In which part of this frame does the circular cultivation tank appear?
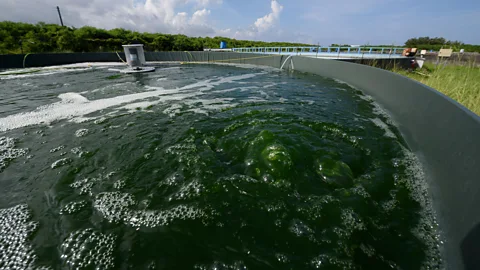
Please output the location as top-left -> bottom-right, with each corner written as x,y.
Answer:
0,53 -> 478,270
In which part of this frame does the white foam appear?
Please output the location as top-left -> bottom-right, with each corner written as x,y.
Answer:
333,78 -> 358,90
163,104 -> 183,117
371,118 -> 397,139
0,73 -> 261,132
75,129 -> 89,137
89,82 -> 136,94
263,83 -> 277,88
0,67 -> 93,80
51,158 -> 72,169
120,101 -> 158,112
49,145 -> 65,153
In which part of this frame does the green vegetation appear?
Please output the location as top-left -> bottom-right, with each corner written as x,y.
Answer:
394,62 -> 480,115
0,21 -> 313,54
405,37 -> 480,53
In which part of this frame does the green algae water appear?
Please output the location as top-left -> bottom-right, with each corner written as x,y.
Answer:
0,63 -> 442,269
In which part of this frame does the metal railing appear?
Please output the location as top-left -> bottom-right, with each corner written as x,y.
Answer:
232,46 -> 406,57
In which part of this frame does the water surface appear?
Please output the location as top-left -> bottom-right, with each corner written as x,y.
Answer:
0,63 -> 441,269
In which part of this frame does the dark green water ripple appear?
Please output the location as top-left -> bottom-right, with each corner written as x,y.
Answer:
0,64 -> 441,269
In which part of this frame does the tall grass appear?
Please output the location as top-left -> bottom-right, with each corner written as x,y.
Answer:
394,62 -> 480,116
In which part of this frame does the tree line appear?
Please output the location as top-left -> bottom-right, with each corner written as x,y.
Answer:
405,36 -> 480,53
0,21 -> 314,54
1,22 -> 479,54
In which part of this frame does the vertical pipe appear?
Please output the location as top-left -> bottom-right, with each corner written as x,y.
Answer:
56,6 -> 64,27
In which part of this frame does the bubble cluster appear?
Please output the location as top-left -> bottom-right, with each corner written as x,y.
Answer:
70,178 -> 95,195
93,118 -> 107,125
74,129 -> 89,137
169,179 -> 204,201
51,158 -> 72,169
310,254 -> 354,269
194,261 -> 247,270
0,204 -> 40,269
165,141 -> 202,169
92,191 -> 205,228
0,137 -> 27,172
70,172 -> 116,195
60,200 -> 88,215
94,192 -> 136,223
113,179 -> 126,190
340,208 -> 365,233
275,253 -> 290,263
127,205 -> 206,229
49,145 -> 65,153
70,147 -> 82,156
289,219 -> 314,238
60,228 -> 116,269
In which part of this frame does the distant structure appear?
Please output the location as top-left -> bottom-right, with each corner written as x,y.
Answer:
56,6 -> 64,27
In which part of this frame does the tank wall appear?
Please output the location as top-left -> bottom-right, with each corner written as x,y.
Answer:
1,51 -> 479,269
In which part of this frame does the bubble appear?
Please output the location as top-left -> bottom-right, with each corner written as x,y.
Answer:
310,254 -> 354,269
194,261 -> 247,270
70,147 -> 82,156
275,253 -> 289,263
94,192 -> 136,223
261,143 -> 292,170
126,205 -> 206,229
75,129 -> 89,137
0,137 -> 28,172
70,178 -> 95,195
60,200 -> 88,215
70,172 -> 115,195
314,158 -> 353,188
159,172 -> 185,188
0,204 -> 40,269
340,208 -> 365,232
289,219 -> 314,238
169,179 -> 204,201
60,228 -> 116,269
51,158 -> 72,169
113,179 -> 126,190
49,145 -> 65,153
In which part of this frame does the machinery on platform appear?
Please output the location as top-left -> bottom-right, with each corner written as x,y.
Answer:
120,44 -> 155,73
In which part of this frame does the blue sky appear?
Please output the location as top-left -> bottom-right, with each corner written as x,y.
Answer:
1,0 -> 479,45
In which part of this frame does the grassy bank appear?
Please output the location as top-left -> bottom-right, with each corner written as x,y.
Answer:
394,63 -> 480,115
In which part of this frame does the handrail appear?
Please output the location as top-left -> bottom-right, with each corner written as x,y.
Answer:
280,55 -> 293,70
232,46 -> 406,55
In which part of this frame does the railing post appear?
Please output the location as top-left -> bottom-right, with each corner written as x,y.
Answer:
381,48 -> 384,54
393,48 -> 397,54
369,48 -> 373,54
348,47 -> 351,53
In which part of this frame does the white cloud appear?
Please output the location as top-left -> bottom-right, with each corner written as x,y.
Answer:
0,0 -> 290,41
234,0 -> 284,40
0,0 -> 217,36
193,0 -> 223,7
190,9 -> 211,25
254,0 -> 283,33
